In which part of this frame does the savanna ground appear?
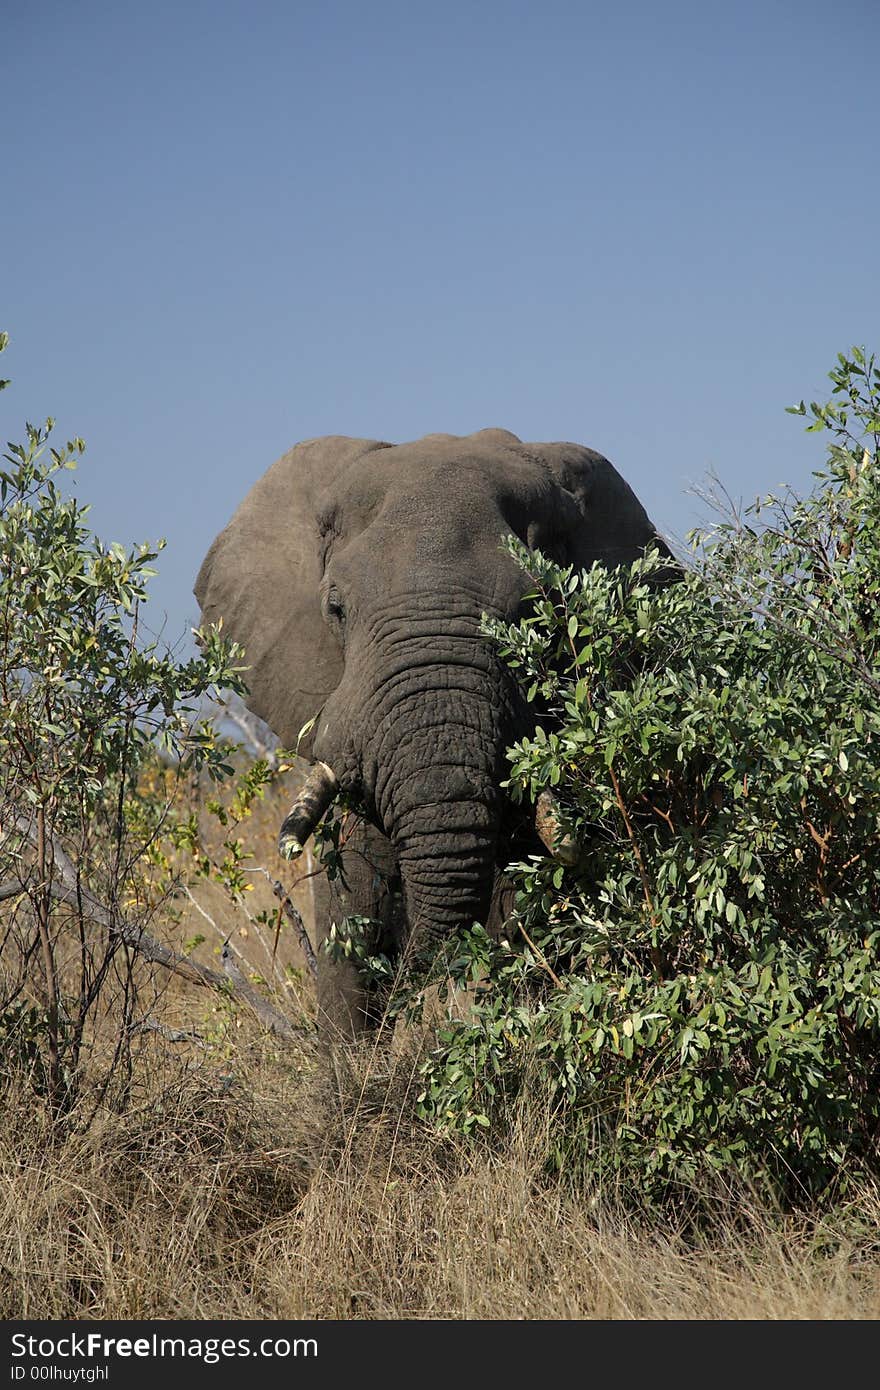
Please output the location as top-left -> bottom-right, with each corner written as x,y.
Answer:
4,769 -> 880,1322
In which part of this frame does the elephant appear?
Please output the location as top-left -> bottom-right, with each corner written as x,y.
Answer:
195,428 -> 670,1039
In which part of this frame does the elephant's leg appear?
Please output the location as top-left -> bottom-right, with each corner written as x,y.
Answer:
308,868 -> 363,1042
314,814 -> 403,1042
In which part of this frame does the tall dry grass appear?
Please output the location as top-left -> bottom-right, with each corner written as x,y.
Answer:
3,1021 -> 880,1320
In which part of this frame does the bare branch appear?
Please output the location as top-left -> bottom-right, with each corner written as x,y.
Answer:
270,874 -> 319,979
129,1019 -> 205,1045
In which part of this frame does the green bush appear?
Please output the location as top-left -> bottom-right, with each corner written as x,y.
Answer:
417,348 -> 880,1207
0,332 -> 246,1116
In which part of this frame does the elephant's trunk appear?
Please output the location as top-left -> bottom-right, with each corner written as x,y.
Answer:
374,717 -> 504,946
396,825 -> 500,950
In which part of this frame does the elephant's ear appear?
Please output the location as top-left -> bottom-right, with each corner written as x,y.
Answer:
195,436 -> 390,754
536,442 -> 673,569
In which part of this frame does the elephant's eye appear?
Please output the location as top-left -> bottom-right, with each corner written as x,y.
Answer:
323,586 -> 346,633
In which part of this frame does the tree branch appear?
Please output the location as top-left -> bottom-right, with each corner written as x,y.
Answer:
269,874 -> 319,979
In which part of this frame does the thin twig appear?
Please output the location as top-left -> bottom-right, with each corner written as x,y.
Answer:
180,883 -> 252,973
517,921 -> 563,989
251,866 -> 318,979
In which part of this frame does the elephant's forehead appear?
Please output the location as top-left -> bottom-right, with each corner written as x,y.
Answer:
333,437 -> 548,513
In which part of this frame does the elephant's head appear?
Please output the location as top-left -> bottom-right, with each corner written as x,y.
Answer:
195,429 -> 667,945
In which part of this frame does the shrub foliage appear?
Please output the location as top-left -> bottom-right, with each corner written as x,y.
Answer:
417,348 -> 880,1205
0,333 -> 245,1115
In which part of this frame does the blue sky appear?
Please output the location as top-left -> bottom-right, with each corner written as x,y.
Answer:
4,0 -> 878,648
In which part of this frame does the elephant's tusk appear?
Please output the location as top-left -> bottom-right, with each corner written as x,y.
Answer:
535,790 -> 580,866
278,761 -> 339,860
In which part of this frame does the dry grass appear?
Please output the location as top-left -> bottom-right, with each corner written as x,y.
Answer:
3,1021 -> 880,1321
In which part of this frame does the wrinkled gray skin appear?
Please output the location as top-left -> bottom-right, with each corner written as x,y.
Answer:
195,429 -> 669,1039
